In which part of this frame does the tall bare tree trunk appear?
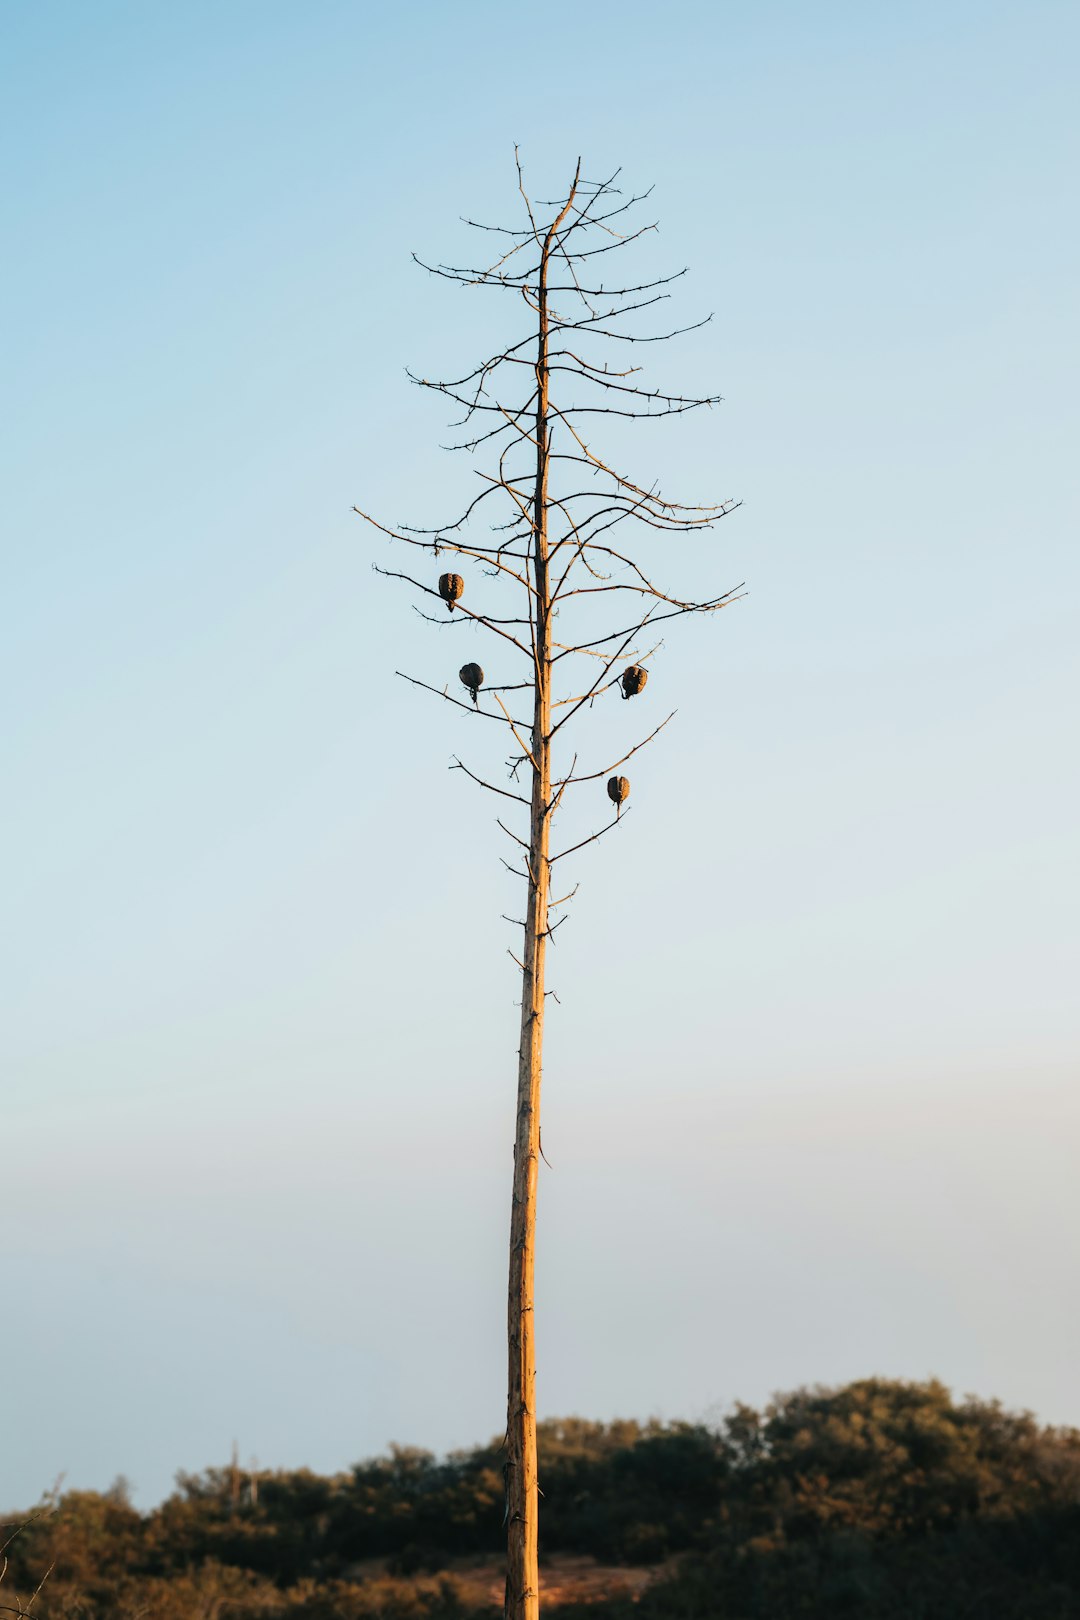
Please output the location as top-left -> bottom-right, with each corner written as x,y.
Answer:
505,200 -> 564,1620
360,153 -> 739,1620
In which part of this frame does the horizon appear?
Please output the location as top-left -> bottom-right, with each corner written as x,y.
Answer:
10,1369 -> 1070,1514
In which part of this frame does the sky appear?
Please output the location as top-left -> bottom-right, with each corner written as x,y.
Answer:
3,0 -> 1078,1508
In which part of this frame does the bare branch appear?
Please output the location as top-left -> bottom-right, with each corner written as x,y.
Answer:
496,818 -> 529,852
549,622 -> 648,735
552,586 -> 746,662
395,671 -> 530,729
552,712 -> 677,791
514,144 -> 542,246
550,809 -> 631,865
450,757 -> 529,805
492,689 -> 540,775
372,565 -> 534,657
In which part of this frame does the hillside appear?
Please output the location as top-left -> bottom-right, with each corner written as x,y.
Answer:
5,1379 -> 1080,1617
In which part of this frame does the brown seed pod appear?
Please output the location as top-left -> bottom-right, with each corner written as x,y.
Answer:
607,775 -> 630,815
438,572 -> 464,612
620,664 -> 648,700
459,662 -> 484,706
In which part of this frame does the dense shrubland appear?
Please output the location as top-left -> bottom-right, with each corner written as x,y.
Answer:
5,1379 -> 1079,1617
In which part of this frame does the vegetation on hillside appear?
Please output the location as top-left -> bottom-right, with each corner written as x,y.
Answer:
5,1379 -> 1079,1617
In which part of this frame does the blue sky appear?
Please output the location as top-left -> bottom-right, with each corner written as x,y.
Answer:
4,0 -> 1078,1506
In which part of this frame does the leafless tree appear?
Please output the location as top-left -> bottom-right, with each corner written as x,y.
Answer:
356,154 -> 741,1620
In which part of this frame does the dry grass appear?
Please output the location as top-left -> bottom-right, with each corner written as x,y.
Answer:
350,1553 -> 672,1609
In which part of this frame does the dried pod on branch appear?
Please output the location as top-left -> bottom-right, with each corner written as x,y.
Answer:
607,775 -> 630,815
620,665 -> 649,700
438,572 -> 464,612
459,662 -> 484,706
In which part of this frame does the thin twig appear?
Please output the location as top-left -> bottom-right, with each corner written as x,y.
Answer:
550,810 -> 631,865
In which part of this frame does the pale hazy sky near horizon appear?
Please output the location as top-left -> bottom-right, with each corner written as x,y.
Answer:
4,1 -> 1078,1508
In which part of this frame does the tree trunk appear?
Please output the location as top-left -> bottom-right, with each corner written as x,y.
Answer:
505,217 -> 559,1620
504,648 -> 549,1620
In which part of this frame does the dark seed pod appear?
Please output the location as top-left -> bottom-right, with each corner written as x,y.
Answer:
607,775 -> 630,815
438,572 -> 464,612
459,662 -> 484,706
620,664 -> 648,700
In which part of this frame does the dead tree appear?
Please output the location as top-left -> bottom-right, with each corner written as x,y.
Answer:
356,155 -> 741,1620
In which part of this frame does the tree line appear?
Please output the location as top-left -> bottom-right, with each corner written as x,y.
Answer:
5,1378 -> 1080,1617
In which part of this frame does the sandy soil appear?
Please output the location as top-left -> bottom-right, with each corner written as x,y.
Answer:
349,1552 -> 672,1607
433,1553 -> 669,1607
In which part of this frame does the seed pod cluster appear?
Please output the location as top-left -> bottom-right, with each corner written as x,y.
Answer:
607,775 -> 630,815
438,572 -> 464,612
459,662 -> 484,706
